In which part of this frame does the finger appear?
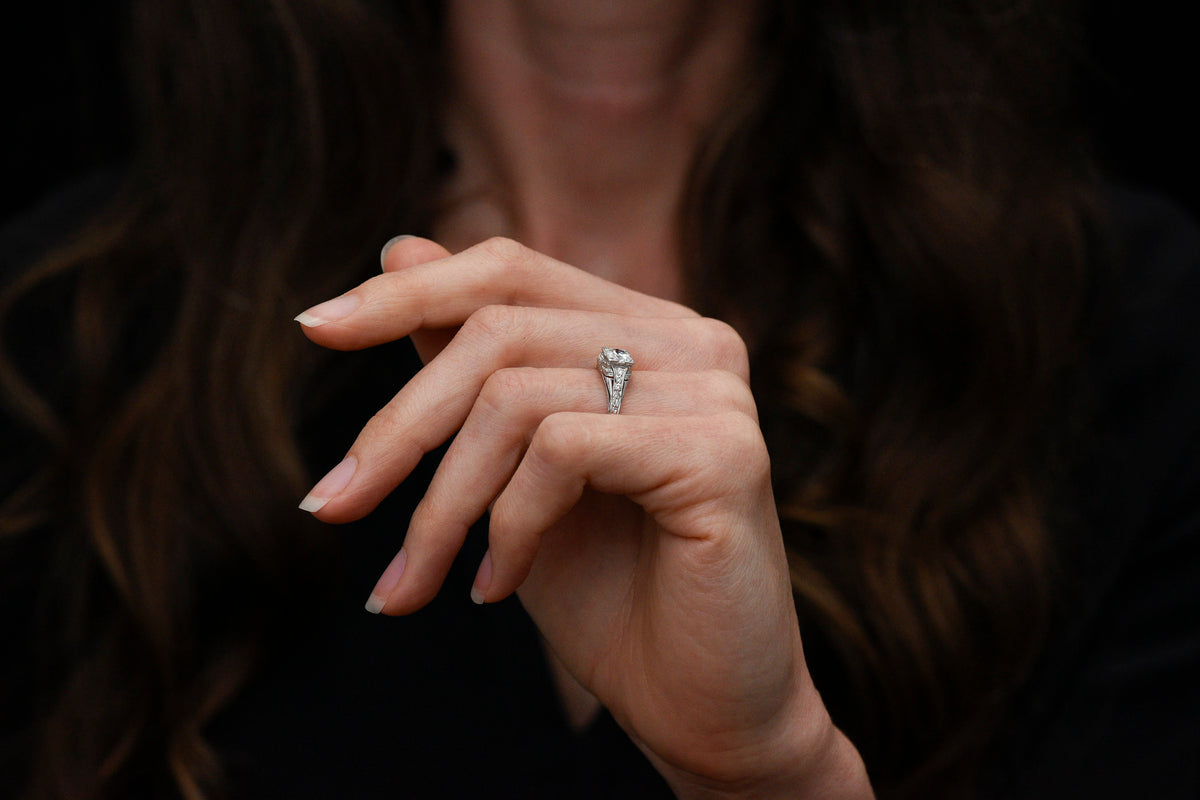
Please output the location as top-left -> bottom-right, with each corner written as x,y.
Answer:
379,236 -> 457,362
301,307 -> 750,524
380,235 -> 452,272
295,236 -> 698,351
478,410 -> 771,603
376,368 -> 757,614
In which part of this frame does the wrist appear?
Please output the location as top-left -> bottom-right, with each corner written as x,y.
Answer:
655,679 -> 874,800
665,726 -> 873,800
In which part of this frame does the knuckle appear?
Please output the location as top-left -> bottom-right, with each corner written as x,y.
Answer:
410,491 -> 469,538
356,271 -> 389,300
462,303 -> 518,341
476,237 -> 543,299
485,496 -> 520,540
356,273 -> 408,318
530,412 -> 586,465
478,367 -> 537,410
407,496 -> 438,531
362,403 -> 405,441
355,405 -> 426,467
477,236 -> 532,267
704,369 -> 759,419
695,317 -> 750,377
716,411 -> 770,476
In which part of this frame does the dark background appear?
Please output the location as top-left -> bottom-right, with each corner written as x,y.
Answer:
4,1 -> 1197,225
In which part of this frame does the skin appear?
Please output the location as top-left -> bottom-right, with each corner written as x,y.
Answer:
296,2 -> 875,797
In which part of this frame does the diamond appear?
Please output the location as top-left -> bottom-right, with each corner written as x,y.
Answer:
598,347 -> 634,376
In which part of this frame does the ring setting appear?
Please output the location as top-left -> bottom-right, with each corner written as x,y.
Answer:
597,347 -> 634,414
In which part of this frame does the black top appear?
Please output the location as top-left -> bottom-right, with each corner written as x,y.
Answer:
1,174 -> 1198,798
980,189 -> 1200,797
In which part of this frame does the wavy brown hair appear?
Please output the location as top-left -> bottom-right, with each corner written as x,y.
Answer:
1,1 -> 1097,798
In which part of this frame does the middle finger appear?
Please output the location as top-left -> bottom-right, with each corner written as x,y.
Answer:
302,305 -> 748,524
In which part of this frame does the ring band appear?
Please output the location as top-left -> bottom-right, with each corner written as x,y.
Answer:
597,347 -> 634,414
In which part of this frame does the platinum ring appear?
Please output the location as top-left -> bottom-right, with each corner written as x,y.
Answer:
597,347 -> 634,414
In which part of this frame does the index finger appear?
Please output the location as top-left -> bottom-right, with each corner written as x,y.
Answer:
379,236 -> 456,361
296,236 -> 699,351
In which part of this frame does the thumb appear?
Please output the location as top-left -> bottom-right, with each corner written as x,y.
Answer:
379,234 -> 453,272
379,235 -> 456,363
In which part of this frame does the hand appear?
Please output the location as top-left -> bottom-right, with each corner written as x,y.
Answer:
296,236 -> 871,798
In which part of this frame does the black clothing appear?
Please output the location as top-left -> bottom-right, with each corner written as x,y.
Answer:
1,174 -> 1198,798
979,189 -> 1200,797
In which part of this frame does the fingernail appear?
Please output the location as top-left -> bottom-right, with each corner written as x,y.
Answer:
365,547 -> 407,614
299,456 -> 357,513
295,294 -> 360,327
470,550 -> 492,605
380,234 -> 415,269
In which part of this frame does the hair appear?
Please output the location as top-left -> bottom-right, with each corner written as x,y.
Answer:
0,1 -> 1097,798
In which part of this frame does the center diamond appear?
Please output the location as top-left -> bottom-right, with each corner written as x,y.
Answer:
598,347 -> 634,376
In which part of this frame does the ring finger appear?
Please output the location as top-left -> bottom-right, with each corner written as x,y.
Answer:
302,305 -> 749,524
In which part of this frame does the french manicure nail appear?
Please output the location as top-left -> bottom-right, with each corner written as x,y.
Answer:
470,550 -> 492,605
380,234 -> 415,269
294,293 -> 360,327
299,455 -> 357,513
365,548 -> 407,614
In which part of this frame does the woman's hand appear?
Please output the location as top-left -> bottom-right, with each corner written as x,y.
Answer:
296,236 -> 871,798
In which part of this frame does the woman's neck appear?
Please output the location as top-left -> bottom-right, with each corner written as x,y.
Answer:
438,0 -> 760,297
